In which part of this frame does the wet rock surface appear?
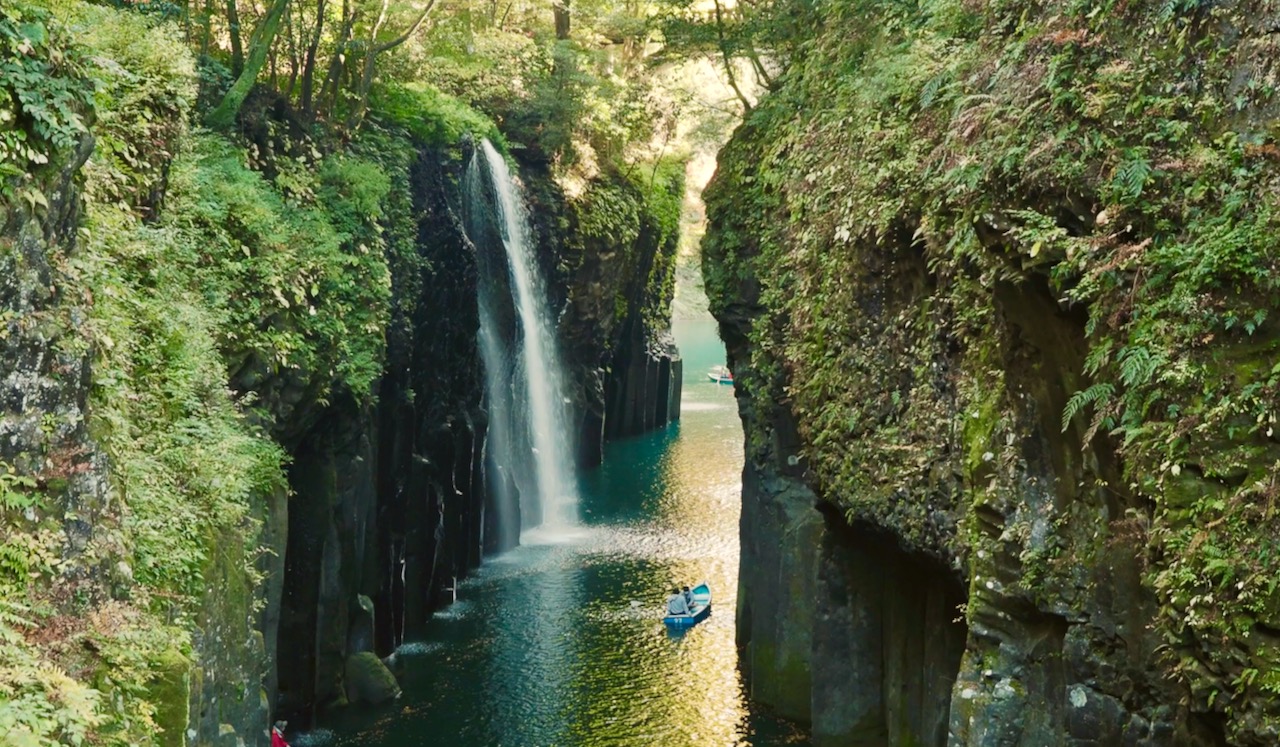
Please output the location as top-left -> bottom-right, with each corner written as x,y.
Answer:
273,142 -> 684,726
701,101 -> 1258,744
344,652 -> 401,706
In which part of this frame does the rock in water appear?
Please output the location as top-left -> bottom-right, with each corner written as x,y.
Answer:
344,652 -> 401,705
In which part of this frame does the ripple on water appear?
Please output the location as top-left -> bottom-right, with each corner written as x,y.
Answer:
288,728 -> 335,747
679,400 -> 730,412
392,641 -> 443,657
520,524 -> 597,546
317,319 -> 809,747
427,598 -> 472,621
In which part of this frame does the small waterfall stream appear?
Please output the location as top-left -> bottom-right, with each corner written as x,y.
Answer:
467,139 -> 580,540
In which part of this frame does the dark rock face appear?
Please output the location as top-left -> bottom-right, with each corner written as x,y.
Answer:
273,145 -> 683,725
526,165 -> 684,467
601,321 -> 682,445
702,114 -> 1240,745
275,146 -> 487,722
813,513 -> 966,747
714,243 -> 967,744
0,136 -> 104,521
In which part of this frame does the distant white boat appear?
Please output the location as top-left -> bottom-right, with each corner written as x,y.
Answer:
707,365 -> 733,384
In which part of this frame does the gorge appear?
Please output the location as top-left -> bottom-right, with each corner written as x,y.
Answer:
4,0 -> 1280,745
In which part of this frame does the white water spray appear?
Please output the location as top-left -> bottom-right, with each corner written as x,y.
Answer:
470,139 -> 579,534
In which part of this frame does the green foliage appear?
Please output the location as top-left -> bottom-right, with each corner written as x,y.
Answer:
371,82 -> 503,149
163,134 -> 391,399
402,26 -> 669,171
4,0 -> 686,743
0,462 -> 39,513
81,200 -> 289,601
703,0 -> 1280,735
1061,383 -> 1114,432
0,597 -> 189,747
0,607 -> 106,747
51,0 -> 195,209
0,2 -> 93,199
318,156 -> 392,234
400,29 -> 544,120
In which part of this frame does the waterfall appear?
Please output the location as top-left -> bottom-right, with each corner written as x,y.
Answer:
466,139 -> 580,540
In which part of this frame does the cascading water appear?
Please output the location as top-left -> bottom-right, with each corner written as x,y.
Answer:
466,139 -> 580,540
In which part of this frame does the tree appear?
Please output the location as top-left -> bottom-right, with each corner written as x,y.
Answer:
345,0 -> 438,128
206,0 -> 291,128
553,0 -> 570,39
298,0 -> 328,116
226,0 -> 246,74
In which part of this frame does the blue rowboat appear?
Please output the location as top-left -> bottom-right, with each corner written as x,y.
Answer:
663,583 -> 712,627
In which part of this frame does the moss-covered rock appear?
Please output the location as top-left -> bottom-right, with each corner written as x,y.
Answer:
703,0 -> 1280,742
343,652 -> 401,706
150,646 -> 193,747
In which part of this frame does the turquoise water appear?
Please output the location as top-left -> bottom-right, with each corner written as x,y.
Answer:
312,318 -> 809,747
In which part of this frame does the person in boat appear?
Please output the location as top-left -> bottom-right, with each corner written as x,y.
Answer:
682,585 -> 694,609
667,587 -> 691,616
271,720 -> 290,747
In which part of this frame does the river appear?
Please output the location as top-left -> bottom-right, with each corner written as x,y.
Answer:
308,317 -> 809,747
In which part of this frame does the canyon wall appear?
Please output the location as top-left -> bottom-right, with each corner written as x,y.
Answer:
0,5 -> 683,743
704,0 -> 1280,744
274,137 -> 685,723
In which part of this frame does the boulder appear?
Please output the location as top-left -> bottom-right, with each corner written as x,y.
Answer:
343,652 -> 401,705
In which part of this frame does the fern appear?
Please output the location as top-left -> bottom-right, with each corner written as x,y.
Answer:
1244,308 -> 1267,335
1158,0 -> 1202,22
1062,383 -> 1115,432
920,73 -> 948,110
0,599 -> 35,644
1083,341 -> 1112,377
1114,151 -> 1153,201
1118,346 -> 1161,388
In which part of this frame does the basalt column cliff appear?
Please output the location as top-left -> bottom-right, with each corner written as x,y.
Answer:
0,4 -> 684,741
273,135 -> 686,721
704,0 -> 1280,744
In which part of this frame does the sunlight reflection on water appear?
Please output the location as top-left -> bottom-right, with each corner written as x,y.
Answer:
312,318 -> 809,747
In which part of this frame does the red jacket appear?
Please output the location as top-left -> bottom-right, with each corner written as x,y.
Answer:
271,728 -> 290,747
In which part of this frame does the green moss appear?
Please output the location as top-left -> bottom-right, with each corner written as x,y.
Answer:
565,156 -> 686,342
961,382 -> 1004,481
148,647 -> 192,747
704,0 -> 1280,735
748,641 -> 812,721
344,652 -> 401,705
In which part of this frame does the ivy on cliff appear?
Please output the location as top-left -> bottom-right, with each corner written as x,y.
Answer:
0,3 -> 92,202
3,0 -> 697,739
703,0 -> 1280,737
1,6 -> 202,745
1,2 -> 405,743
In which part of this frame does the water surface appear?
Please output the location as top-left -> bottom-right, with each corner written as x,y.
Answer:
315,318 -> 809,747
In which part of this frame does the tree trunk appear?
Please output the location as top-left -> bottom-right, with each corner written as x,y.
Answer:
346,0 -> 437,129
206,0 -> 291,129
318,0 -> 355,118
299,0 -> 328,116
712,0 -> 752,113
226,0 -> 245,75
553,0 -> 570,39
200,0 -> 214,55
